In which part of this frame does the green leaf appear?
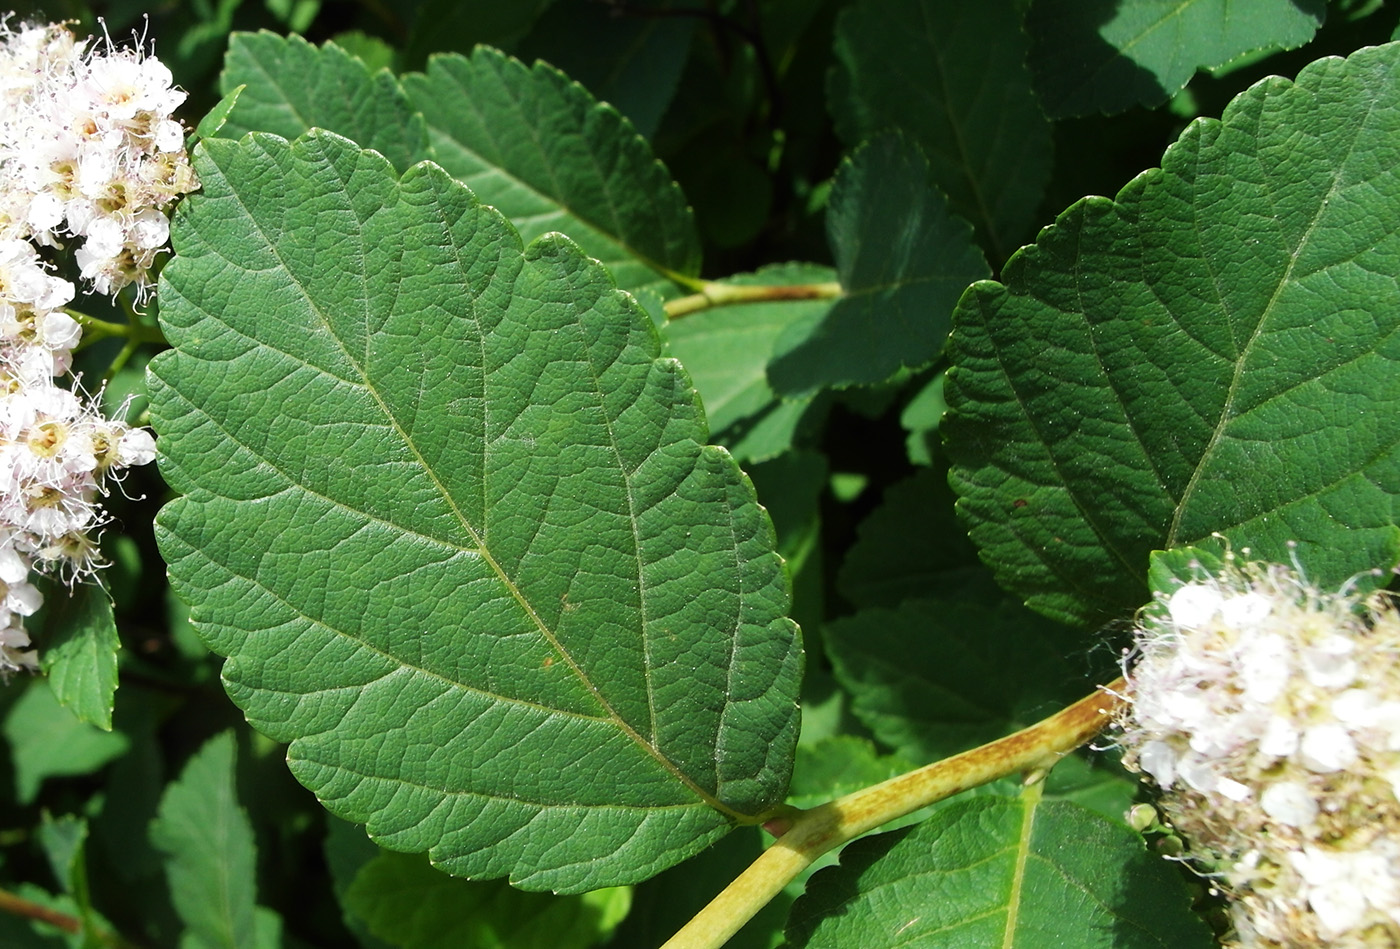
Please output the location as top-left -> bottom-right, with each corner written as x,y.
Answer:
824,597 -> 1090,763
786,794 -> 1214,948
195,85 -> 243,142
217,32 -> 429,173
661,263 -> 834,435
3,679 -> 128,805
901,372 -> 947,466
747,450 -> 828,634
38,813 -> 87,895
1042,753 -> 1140,826
718,396 -> 827,466
37,582 -> 119,731
405,0 -> 555,65
325,818 -> 397,949
90,691 -> 170,885
344,850 -> 630,949
768,135 -> 989,396
837,467 -> 996,611
829,0 -> 1052,260
148,131 -> 801,893
401,47 -> 701,295
1027,0 -> 1326,118
517,0 -> 695,139
945,42 -> 1400,628
149,732 -> 273,949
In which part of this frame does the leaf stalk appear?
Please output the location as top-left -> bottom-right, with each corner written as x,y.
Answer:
663,281 -> 843,320
660,678 -> 1127,949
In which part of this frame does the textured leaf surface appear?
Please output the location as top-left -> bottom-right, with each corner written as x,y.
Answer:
1028,0 -> 1326,118
661,264 -> 833,435
345,850 -> 629,949
218,32 -> 428,173
768,136 -> 988,396
787,795 -> 1213,949
38,582 -> 118,730
4,679 -> 128,804
402,47 -> 701,295
148,131 -> 801,892
825,597 -> 1089,763
149,732 -> 273,949
946,43 -> 1400,628
829,0 -> 1051,260
837,468 -> 993,611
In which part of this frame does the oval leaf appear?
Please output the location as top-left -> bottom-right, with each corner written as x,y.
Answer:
946,42 -> 1400,628
147,131 -> 801,892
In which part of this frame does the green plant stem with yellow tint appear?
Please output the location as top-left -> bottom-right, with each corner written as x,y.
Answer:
661,679 -> 1128,949
663,281 -> 843,320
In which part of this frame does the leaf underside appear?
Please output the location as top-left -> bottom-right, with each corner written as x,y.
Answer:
148,130 -> 800,893
945,42 -> 1400,628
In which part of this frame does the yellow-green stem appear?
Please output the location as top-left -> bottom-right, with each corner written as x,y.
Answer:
664,281 -> 843,320
661,678 -> 1127,949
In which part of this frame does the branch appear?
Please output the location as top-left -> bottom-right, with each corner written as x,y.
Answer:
0,886 -> 144,949
662,678 -> 1128,949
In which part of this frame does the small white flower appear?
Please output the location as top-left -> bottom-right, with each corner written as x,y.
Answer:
1299,722 -> 1357,773
1167,582 -> 1225,627
1260,781 -> 1317,827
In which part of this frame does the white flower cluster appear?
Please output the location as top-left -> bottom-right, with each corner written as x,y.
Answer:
1120,557 -> 1400,947
0,19 -> 196,301
0,20 -> 187,674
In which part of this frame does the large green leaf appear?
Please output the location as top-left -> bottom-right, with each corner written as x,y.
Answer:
148,732 -> 279,949
767,135 -> 989,396
945,42 -> 1400,628
344,850 -> 630,949
786,794 -> 1214,948
829,0 -> 1051,261
402,47 -> 701,296
148,131 -> 801,893
1027,0 -> 1326,118
218,32 -> 429,173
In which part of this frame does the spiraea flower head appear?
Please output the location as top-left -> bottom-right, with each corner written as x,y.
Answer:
0,16 -> 197,298
1120,555 -> 1400,947
0,18 -> 187,674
